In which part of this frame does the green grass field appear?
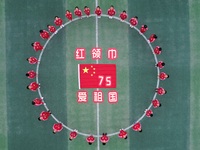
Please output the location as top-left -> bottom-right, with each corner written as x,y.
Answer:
1,0 -> 200,150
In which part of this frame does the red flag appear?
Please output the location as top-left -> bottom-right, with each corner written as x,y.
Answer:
78,64 -> 116,88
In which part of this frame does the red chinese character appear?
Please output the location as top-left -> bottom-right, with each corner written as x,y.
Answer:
93,90 -> 104,103
108,91 -> 118,103
75,48 -> 86,60
77,90 -> 88,103
107,48 -> 118,60
91,48 -> 102,60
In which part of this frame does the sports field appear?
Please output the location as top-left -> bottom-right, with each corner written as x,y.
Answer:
1,0 -> 200,150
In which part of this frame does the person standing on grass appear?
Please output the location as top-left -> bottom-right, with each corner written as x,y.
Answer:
119,10 -> 127,21
154,46 -> 162,55
74,6 -> 82,18
54,16 -> 64,27
31,42 -> 43,52
95,6 -> 102,17
84,6 -> 90,16
156,61 -> 165,69
132,122 -> 142,132
130,16 -> 138,28
47,25 -> 56,33
118,129 -> 128,139
65,10 -> 73,21
156,87 -> 167,95
152,99 -> 161,108
100,133 -> 109,145
69,130 -> 78,141
148,34 -> 157,43
38,110 -> 51,121
140,25 -> 148,33
86,135 -> 95,145
107,5 -> 116,19
39,29 -> 50,39
145,109 -> 153,117
27,82 -> 39,91
26,70 -> 36,79
32,97 -> 44,106
53,123 -> 63,134
159,72 -> 169,80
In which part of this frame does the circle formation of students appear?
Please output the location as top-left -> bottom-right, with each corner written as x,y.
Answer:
26,5 -> 169,145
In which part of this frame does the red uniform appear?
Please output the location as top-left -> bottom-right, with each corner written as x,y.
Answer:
26,70 -> 36,79
154,46 -> 162,55
120,12 -> 127,20
65,11 -> 73,20
47,25 -> 56,33
40,30 -> 50,39
156,61 -> 165,69
69,130 -> 78,140
149,34 -> 157,43
107,8 -> 116,16
100,133 -> 109,145
84,7 -> 90,16
53,123 -> 63,133
86,135 -> 95,145
28,82 -> 39,91
159,72 -> 169,80
32,42 -> 43,52
132,122 -> 142,132
95,7 -> 102,16
39,111 -> 51,121
118,129 -> 128,139
152,99 -> 161,108
156,87 -> 166,95
140,25 -> 148,33
32,98 -> 44,106
27,57 -> 38,64
145,109 -> 153,117
130,17 -> 138,27
74,9 -> 82,17
54,17 -> 63,26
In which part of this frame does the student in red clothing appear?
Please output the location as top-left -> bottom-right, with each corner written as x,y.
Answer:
69,130 -> 78,141
132,122 -> 142,132
27,57 -> 38,64
38,110 -> 51,121
32,97 -> 44,106
119,10 -> 127,21
152,99 -> 161,108
95,6 -> 102,17
148,34 -> 157,43
39,30 -> 50,39
27,82 -> 39,91
47,25 -> 56,33
159,72 -> 169,80
100,133 -> 109,145
118,129 -> 128,139
145,109 -> 153,117
154,46 -> 162,55
156,87 -> 167,95
26,70 -> 36,79
84,6 -> 90,16
31,42 -> 43,52
107,5 -> 116,18
140,25 -> 148,33
156,61 -> 165,69
53,123 -> 63,134
54,16 -> 64,27
65,10 -> 73,21
130,16 -> 138,28
86,135 -> 95,145
74,6 -> 82,18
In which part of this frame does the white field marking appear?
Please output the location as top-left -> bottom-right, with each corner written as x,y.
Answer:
35,13 -> 160,138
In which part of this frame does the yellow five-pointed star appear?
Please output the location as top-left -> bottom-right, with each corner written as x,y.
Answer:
83,67 -> 89,73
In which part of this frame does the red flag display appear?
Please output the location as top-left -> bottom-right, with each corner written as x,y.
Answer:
78,64 -> 116,88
